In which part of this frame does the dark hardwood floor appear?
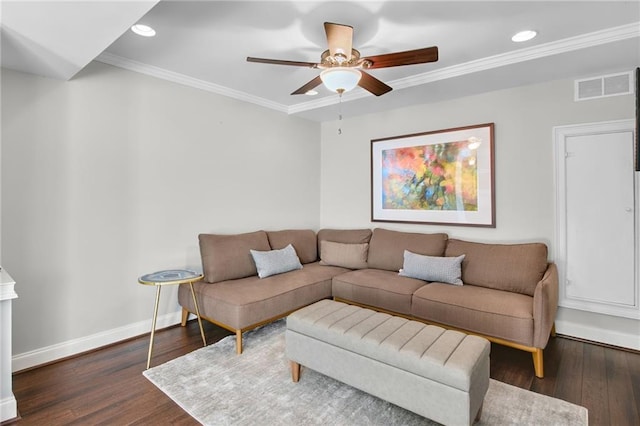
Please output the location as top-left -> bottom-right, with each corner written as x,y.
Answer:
9,320 -> 640,425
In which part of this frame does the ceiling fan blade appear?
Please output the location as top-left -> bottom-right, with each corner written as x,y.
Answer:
291,76 -> 323,95
358,71 -> 392,96
247,57 -> 318,68
363,46 -> 438,69
324,22 -> 353,61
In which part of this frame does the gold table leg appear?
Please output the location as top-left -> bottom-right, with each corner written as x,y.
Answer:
190,281 -> 207,346
146,285 -> 162,370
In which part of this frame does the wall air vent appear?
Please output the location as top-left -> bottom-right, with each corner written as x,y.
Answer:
575,71 -> 633,101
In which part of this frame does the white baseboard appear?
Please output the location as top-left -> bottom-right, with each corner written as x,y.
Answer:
555,307 -> 640,351
12,310 -> 183,372
12,307 -> 637,373
556,320 -> 640,350
0,395 -> 18,422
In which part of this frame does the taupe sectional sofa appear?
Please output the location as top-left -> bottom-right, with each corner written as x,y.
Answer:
178,227 -> 558,378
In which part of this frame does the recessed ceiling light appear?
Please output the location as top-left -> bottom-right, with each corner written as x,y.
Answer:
305,90 -> 318,96
511,30 -> 537,43
131,24 -> 156,37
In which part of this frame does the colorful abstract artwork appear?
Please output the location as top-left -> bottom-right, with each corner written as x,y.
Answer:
371,123 -> 495,227
381,140 -> 478,211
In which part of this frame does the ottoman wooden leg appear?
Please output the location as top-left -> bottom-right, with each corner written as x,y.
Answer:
291,361 -> 301,382
475,403 -> 483,423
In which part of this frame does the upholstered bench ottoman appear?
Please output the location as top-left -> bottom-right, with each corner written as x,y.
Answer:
286,299 -> 490,426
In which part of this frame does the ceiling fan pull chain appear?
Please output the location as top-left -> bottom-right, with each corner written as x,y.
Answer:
338,92 -> 343,135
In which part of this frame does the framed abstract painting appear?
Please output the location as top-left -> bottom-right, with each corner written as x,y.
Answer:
371,123 -> 495,227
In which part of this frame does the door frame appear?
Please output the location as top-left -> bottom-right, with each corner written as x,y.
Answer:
554,119 -> 639,319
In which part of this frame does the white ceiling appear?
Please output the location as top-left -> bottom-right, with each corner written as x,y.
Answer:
2,1 -> 639,121
0,1 -> 158,80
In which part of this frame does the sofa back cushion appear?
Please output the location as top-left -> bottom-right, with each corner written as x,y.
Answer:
199,231 -> 271,283
317,228 -> 372,245
266,229 -> 317,264
367,228 -> 448,272
445,239 -> 548,296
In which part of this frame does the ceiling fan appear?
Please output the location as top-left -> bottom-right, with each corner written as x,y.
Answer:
247,22 -> 438,97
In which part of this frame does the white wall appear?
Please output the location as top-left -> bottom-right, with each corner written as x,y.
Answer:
2,63 -> 638,367
320,78 -> 633,249
320,77 -> 638,348
1,62 -> 320,365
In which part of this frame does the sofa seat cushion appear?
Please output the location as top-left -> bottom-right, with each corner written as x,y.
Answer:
179,262 -> 349,330
332,269 -> 429,315
411,283 -> 534,347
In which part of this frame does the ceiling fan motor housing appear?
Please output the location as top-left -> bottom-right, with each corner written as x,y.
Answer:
320,49 -> 370,69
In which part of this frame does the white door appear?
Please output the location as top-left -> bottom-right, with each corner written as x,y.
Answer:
556,120 -> 638,318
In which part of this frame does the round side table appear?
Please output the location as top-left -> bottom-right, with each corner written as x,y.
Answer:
138,269 -> 207,369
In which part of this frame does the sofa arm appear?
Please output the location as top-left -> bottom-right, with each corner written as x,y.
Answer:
532,263 -> 559,348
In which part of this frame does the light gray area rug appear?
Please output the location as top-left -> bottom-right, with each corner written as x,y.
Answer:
144,320 -> 588,426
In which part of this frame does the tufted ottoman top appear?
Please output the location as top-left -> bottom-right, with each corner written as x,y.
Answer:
287,299 -> 490,392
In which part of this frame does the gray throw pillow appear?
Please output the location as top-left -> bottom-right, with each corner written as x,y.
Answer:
250,244 -> 303,278
399,250 -> 465,285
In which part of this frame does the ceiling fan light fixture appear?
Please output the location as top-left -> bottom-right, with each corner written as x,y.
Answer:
131,24 -> 156,37
320,68 -> 361,93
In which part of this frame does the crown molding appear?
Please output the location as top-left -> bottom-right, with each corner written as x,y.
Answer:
391,21 -> 640,91
96,22 -> 639,117
95,52 -> 289,113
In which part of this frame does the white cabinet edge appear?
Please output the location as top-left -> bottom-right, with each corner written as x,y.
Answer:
0,270 -> 17,301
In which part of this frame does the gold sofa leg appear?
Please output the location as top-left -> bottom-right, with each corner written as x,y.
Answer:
532,348 -> 544,378
236,330 -> 243,354
551,323 -> 557,337
181,308 -> 189,326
